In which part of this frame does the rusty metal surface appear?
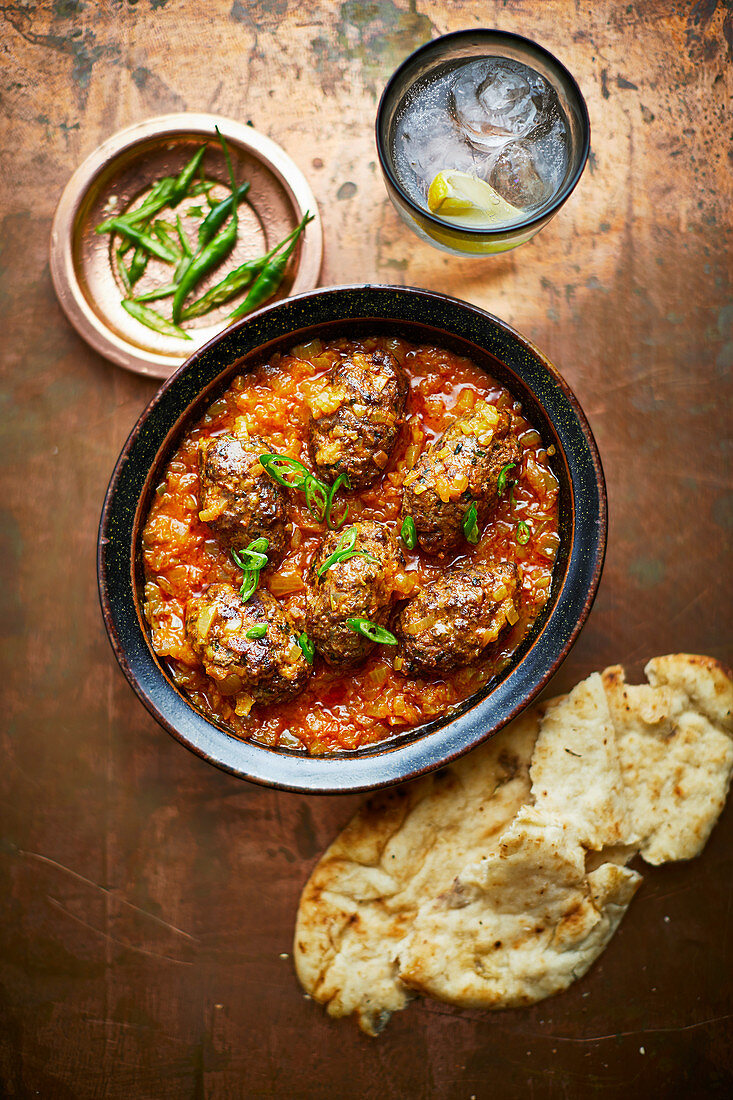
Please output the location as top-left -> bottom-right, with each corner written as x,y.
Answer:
0,1 -> 731,1097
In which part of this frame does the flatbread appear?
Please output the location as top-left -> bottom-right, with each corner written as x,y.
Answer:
530,673 -> 636,850
396,806 -> 641,1008
293,710 -> 539,1035
602,656 -> 733,865
295,654 -> 733,1033
645,654 -> 733,732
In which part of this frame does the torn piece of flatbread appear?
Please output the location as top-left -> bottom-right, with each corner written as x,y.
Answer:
295,654 -> 732,1035
602,655 -> 733,865
645,654 -> 733,733
396,806 -> 641,1008
530,673 -> 637,850
293,710 -> 539,1035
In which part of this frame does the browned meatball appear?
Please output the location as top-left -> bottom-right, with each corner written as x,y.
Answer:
393,562 -> 519,676
186,582 -> 310,706
308,348 -> 409,489
402,401 -> 521,557
305,521 -> 404,668
198,433 -> 287,564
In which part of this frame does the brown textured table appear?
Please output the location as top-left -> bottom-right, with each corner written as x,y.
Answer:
1,2 -> 731,1097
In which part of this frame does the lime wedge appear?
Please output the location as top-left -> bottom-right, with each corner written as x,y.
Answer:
426,169 -> 523,229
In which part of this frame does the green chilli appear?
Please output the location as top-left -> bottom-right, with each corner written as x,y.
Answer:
346,618 -> 397,645
232,536 -> 269,602
176,215 -> 193,259
171,128 -> 240,324
115,248 -> 132,293
259,454 -> 332,524
245,624 -> 267,639
128,246 -> 149,285
496,462 -> 517,498
197,182 -> 251,248
109,220 -> 178,263
182,222 -> 308,321
516,520 -> 531,544
133,282 -> 180,303
463,501 -> 479,544
317,528 -> 379,577
229,212 -> 314,321
95,175 -> 176,234
170,145 -> 207,205
121,299 -> 191,339
324,473 -> 350,531
400,515 -> 417,549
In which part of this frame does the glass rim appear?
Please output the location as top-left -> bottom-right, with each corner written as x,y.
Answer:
375,28 -> 592,238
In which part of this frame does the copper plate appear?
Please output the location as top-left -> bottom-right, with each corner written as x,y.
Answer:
49,114 -> 323,379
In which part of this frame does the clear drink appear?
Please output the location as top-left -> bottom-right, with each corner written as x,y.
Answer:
376,32 -> 590,256
393,57 -> 570,230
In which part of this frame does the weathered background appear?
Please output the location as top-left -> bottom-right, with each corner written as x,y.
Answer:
1,1 -> 731,1096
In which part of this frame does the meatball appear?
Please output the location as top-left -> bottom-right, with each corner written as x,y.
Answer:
393,562 -> 519,676
186,582 -> 310,706
308,348 -> 409,489
306,520 -> 404,668
402,401 -> 521,557
197,433 -> 288,564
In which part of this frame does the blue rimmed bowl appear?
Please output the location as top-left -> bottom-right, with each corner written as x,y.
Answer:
98,285 -> 606,793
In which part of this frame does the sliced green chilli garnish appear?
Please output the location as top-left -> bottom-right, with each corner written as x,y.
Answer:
400,515 -> 417,549
346,618 -> 397,645
231,537 -> 269,602
317,527 -> 379,577
259,454 -> 349,528
259,453 -> 310,489
305,475 -> 328,522
238,570 -> 258,603
516,520 -> 531,544
298,632 -> 315,664
324,473 -> 350,530
231,537 -> 269,571
496,462 -> 517,498
245,624 -> 267,639
463,501 -> 479,545
260,454 -> 326,522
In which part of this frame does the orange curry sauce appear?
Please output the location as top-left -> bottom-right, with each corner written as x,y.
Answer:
142,336 -> 560,754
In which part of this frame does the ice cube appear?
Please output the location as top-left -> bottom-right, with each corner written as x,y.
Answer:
489,139 -> 553,210
448,60 -> 539,149
396,103 -> 487,195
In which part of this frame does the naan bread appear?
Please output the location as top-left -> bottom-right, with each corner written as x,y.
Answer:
645,654 -> 733,733
295,654 -> 732,1034
396,806 -> 641,1008
602,655 -> 733,864
530,673 -> 637,850
293,710 -> 538,1035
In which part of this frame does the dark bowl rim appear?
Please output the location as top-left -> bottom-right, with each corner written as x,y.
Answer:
375,28 -> 592,238
98,283 -> 607,794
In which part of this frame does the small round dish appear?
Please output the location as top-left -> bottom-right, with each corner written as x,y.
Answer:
50,113 -> 322,379
98,285 -> 606,793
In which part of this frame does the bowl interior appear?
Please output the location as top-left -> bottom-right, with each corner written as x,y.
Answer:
99,286 -> 605,792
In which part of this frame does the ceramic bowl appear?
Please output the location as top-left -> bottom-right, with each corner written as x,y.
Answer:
98,285 -> 606,792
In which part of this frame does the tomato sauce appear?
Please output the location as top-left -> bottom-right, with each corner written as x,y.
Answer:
142,336 -> 560,754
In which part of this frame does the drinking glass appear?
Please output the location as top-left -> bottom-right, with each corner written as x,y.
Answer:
376,30 -> 590,256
